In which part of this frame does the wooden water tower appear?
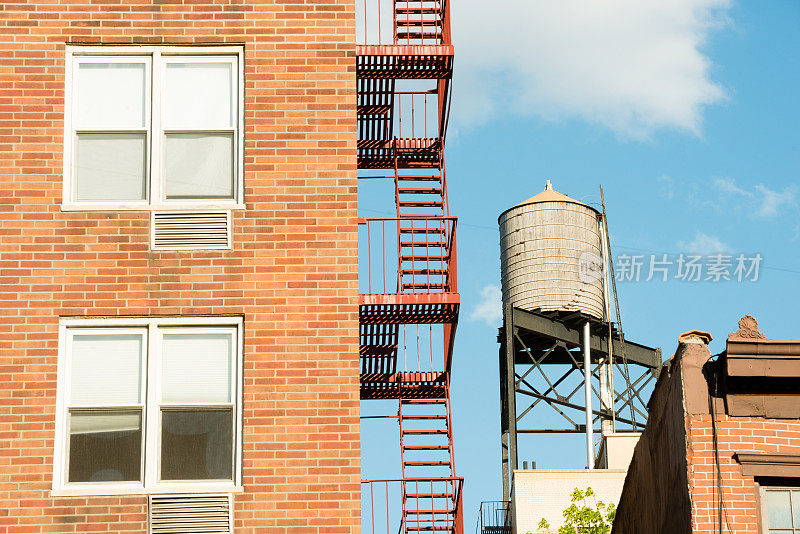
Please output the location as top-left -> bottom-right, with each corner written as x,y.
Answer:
497,181 -> 662,500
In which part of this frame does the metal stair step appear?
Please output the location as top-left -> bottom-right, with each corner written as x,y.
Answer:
404,525 -> 456,532
400,269 -> 447,276
402,399 -> 447,405
396,20 -> 443,27
402,429 -> 448,435
403,283 -> 447,290
402,414 -> 447,420
397,31 -> 443,39
405,492 -> 454,500
404,509 -> 456,516
400,227 -> 446,235
398,187 -> 443,195
396,7 -> 442,15
403,445 -> 450,451
404,460 -> 451,467
401,254 -> 446,262
397,175 -> 441,181
401,241 -> 446,248
399,200 -> 443,208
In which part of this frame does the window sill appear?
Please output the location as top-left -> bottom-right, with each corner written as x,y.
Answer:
60,203 -> 246,212
51,483 -> 244,497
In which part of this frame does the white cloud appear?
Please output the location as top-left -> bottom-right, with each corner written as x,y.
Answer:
712,177 -> 751,197
469,285 -> 502,326
663,176 -> 797,221
677,231 -> 730,255
452,0 -> 730,139
710,178 -> 796,219
754,184 -> 796,218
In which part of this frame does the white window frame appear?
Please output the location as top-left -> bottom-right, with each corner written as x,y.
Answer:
62,45 -> 245,212
760,485 -> 800,534
53,316 -> 244,497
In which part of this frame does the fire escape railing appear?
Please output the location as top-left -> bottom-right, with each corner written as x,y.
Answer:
363,477 -> 465,534
475,501 -> 511,534
357,88 -> 448,169
359,216 -> 457,295
396,91 -> 441,141
357,0 -> 451,46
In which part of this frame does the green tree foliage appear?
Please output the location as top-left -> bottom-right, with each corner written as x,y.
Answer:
534,487 -> 616,534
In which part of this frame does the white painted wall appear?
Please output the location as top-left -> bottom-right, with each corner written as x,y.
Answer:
604,433 -> 640,470
510,469 -> 627,534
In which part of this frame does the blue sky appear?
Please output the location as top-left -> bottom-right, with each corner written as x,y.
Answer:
360,0 -> 800,526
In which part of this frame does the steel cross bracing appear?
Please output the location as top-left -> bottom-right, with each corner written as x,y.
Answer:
358,1 -> 462,533
498,306 -> 662,500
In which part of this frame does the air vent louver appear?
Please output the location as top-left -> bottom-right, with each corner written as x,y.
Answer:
148,494 -> 233,534
151,211 -> 231,250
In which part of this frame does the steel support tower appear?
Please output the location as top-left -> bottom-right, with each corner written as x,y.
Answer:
498,305 -> 662,500
358,1 -> 463,533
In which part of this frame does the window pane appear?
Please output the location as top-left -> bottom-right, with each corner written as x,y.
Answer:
164,133 -> 234,199
76,133 -> 147,201
71,334 -> 142,405
767,490 -> 793,528
161,332 -> 232,403
161,409 -> 233,480
77,62 -> 146,129
793,490 -> 800,526
68,410 -> 142,482
165,62 -> 233,129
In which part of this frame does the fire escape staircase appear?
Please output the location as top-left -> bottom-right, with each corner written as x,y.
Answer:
359,0 -> 462,532
396,162 -> 449,293
358,12 -> 459,398
399,395 -> 459,533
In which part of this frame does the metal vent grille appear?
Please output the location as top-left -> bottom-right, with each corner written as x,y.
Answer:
148,494 -> 233,534
151,211 -> 231,250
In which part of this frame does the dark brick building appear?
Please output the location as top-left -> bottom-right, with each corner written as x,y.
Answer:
614,316 -> 800,533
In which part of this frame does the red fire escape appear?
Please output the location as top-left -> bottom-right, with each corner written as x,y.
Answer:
358,1 -> 462,533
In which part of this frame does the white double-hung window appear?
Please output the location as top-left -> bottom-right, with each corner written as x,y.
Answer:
63,46 -> 244,210
53,317 -> 243,495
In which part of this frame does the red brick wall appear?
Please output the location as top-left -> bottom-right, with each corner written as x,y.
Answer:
0,1 -> 359,532
686,414 -> 800,533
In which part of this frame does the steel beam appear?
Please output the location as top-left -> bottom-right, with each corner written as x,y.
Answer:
511,307 -> 661,368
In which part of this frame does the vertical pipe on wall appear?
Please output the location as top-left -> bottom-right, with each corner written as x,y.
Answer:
583,321 -> 593,469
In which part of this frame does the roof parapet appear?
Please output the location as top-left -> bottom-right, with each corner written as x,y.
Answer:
723,315 -> 800,417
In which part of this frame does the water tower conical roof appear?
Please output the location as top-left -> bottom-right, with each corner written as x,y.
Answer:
500,180 -> 598,222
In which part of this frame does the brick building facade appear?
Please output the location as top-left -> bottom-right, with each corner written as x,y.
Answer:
614,317 -> 800,533
0,1 -> 359,532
